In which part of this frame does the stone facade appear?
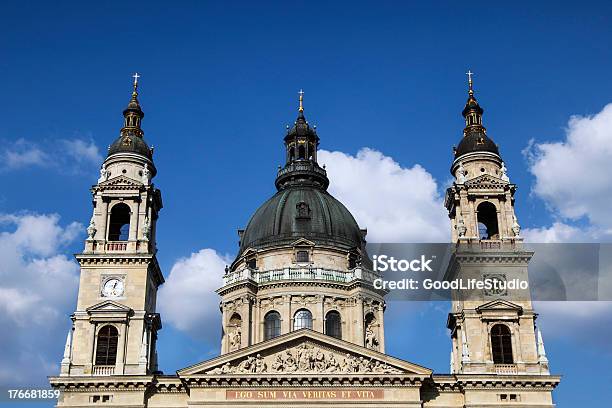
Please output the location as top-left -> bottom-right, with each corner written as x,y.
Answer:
49,81 -> 560,407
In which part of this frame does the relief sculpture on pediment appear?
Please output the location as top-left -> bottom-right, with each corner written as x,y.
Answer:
206,343 -> 401,375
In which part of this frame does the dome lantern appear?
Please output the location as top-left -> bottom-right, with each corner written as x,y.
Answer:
275,90 -> 329,190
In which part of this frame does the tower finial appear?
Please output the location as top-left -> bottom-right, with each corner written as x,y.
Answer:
298,89 -> 304,112
465,69 -> 474,95
132,72 -> 140,95
466,70 -> 474,95
120,73 -> 145,138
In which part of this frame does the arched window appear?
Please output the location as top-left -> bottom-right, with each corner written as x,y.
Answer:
108,203 -> 131,241
264,311 -> 281,340
95,325 -> 119,366
491,324 -> 513,364
325,311 -> 342,339
477,201 -> 499,239
293,309 -> 312,331
289,146 -> 295,162
298,145 -> 306,160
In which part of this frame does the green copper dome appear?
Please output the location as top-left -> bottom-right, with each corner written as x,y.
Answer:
238,98 -> 364,256
107,79 -> 153,160
454,81 -> 500,160
239,185 -> 364,252
108,133 -> 153,159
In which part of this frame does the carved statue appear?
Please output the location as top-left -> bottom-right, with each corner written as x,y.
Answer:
365,325 -> 379,351
228,327 -> 242,351
255,354 -> 267,373
208,362 -> 234,375
512,215 -> 521,237
349,354 -> 360,372
236,355 -> 256,373
284,350 -> 297,372
86,216 -> 96,240
142,164 -> 150,185
456,161 -> 467,184
297,344 -> 313,371
98,168 -> 109,183
456,216 -> 467,238
142,216 -> 151,241
500,162 -> 510,182
314,348 -> 326,371
271,354 -> 285,372
325,353 -> 339,372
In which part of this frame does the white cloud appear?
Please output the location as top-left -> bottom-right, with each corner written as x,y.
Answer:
522,104 -> 612,349
0,137 -> 102,172
60,138 -> 103,164
534,301 -> 612,351
2,139 -> 48,169
319,148 -> 449,242
0,213 -> 81,385
525,103 -> 612,239
158,249 -> 230,342
522,222 -> 595,243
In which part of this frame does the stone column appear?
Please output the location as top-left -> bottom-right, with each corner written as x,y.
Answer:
469,199 -> 477,237
314,295 -> 324,333
220,306 -> 228,354
98,198 -> 109,242
85,322 -> 97,374
281,295 -> 291,335
355,296 -> 364,346
129,200 -> 139,242
115,323 -> 126,374
377,306 -> 385,352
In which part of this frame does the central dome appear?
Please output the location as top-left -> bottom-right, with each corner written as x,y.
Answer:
235,99 -> 366,261
239,184 -> 364,253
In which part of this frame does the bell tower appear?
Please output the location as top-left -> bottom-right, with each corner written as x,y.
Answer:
60,74 -> 164,377
444,72 -> 550,376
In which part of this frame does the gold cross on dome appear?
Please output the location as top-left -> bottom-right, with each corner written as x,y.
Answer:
298,89 -> 304,112
133,72 -> 140,85
466,70 -> 474,93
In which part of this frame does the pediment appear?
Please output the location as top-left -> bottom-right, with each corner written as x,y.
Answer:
291,238 -> 316,247
476,299 -> 523,313
464,174 -> 508,189
178,329 -> 431,377
241,247 -> 257,257
99,174 -> 143,188
86,300 -> 132,314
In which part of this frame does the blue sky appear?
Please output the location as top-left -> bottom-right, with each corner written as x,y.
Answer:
1,1 -> 612,406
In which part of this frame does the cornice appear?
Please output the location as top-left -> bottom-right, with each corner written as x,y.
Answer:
455,374 -> 561,389
181,374 -> 424,388
76,253 -> 164,286
217,279 -> 382,297
49,375 -> 154,392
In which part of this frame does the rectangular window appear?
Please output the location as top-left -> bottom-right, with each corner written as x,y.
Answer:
296,250 -> 309,263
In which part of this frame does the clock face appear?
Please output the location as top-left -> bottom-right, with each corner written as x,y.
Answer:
102,278 -> 124,298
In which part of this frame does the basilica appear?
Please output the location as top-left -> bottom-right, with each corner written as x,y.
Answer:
49,75 -> 561,407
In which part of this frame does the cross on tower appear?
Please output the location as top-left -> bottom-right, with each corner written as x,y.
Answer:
298,89 -> 304,112
466,70 -> 474,93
